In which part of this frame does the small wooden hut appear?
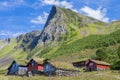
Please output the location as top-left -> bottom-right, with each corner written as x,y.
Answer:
7,60 -> 28,76
43,59 -> 56,76
27,59 -> 44,76
7,60 -> 19,75
85,59 -> 110,71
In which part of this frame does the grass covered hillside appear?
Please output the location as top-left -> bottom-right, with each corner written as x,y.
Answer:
0,6 -> 120,71
0,38 -> 27,59
39,29 -> 120,57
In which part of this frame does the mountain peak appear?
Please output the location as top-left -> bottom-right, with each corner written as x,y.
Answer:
44,5 -> 58,27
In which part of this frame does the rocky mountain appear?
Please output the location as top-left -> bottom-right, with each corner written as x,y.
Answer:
15,30 -> 41,50
35,6 -> 120,60
38,6 -> 67,46
0,5 -> 120,63
37,5 -> 104,46
13,6 -> 108,50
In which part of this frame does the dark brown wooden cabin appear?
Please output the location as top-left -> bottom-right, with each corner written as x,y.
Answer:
72,59 -> 110,72
85,59 -> 110,71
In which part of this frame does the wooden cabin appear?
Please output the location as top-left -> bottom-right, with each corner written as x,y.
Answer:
7,60 -> 19,75
27,59 -> 38,75
7,60 -> 28,76
85,59 -> 110,71
27,59 -> 43,76
42,60 -> 80,76
43,60 -> 56,75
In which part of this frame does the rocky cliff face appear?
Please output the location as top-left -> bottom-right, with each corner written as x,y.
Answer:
38,6 -> 67,46
15,30 -> 41,50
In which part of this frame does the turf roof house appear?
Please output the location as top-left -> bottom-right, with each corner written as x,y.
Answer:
72,59 -> 110,71
27,59 -> 43,76
7,60 -> 27,76
43,59 -> 56,75
85,59 -> 110,71
7,60 -> 19,75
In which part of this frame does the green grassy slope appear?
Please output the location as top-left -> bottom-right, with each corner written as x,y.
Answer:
56,6 -> 107,42
39,29 -> 120,60
57,6 -> 120,41
0,39 -> 28,59
0,39 -> 17,58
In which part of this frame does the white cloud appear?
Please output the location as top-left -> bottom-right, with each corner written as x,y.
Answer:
80,6 -> 109,22
0,0 -> 25,10
0,31 -> 24,38
112,19 -> 117,22
30,12 -> 49,25
41,0 -> 72,8
72,9 -> 79,13
40,0 -> 78,12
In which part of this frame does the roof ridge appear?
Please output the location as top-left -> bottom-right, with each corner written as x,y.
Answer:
90,59 -> 110,65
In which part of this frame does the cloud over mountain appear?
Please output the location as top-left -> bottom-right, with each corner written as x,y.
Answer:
80,6 -> 109,22
30,12 -> 49,25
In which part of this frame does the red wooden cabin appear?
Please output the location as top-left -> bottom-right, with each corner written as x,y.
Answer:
27,59 -> 38,71
85,59 -> 110,71
27,59 -> 43,72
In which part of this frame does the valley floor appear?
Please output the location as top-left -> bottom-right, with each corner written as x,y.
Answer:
0,71 -> 120,80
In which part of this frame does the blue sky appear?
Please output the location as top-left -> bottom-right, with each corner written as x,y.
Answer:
0,0 -> 120,39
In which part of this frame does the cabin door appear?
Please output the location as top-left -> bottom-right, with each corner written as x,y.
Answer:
89,68 -> 92,72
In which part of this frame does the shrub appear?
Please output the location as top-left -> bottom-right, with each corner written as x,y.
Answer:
111,60 -> 120,70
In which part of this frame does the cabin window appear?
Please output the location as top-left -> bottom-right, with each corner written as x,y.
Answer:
31,61 -> 35,66
46,65 -> 49,69
89,63 -> 93,66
